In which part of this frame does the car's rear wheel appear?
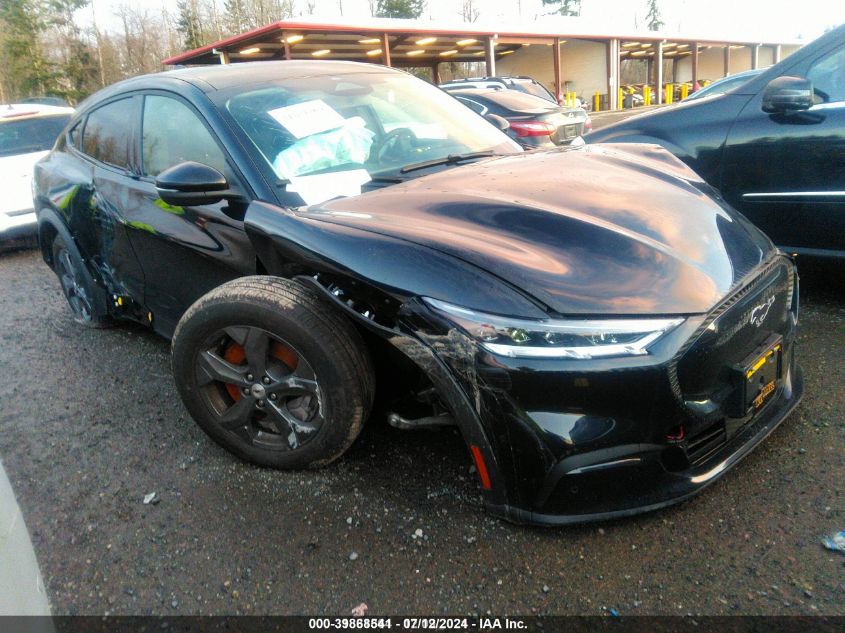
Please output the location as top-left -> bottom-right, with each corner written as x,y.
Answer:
171,276 -> 374,469
51,234 -> 111,327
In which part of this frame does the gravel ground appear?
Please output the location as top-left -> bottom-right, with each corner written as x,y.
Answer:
0,246 -> 843,616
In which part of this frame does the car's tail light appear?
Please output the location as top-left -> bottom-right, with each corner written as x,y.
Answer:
583,116 -> 593,133
508,120 -> 556,137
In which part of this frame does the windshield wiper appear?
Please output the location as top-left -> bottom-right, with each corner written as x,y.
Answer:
399,150 -> 496,174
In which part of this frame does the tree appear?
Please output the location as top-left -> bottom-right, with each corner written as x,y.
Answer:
225,0 -> 249,32
0,0 -> 52,97
0,0 -> 99,101
460,0 -> 479,22
645,0 -> 663,31
541,0 -> 581,16
177,0 -> 205,51
375,0 -> 424,19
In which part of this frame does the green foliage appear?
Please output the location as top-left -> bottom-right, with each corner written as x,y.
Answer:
375,0 -> 425,19
541,0 -> 581,17
645,0 -> 664,31
177,0 -> 205,51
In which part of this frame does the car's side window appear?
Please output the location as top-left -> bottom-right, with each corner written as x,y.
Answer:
807,46 -> 845,104
82,99 -> 133,169
67,120 -> 82,148
141,95 -> 228,178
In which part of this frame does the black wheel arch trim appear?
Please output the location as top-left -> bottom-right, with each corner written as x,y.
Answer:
37,207 -> 112,320
295,273 -> 511,508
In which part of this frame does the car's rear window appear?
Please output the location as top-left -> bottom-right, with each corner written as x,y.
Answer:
472,90 -> 557,112
0,114 -> 70,157
510,79 -> 555,102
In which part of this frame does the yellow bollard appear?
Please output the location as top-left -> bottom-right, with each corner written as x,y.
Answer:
618,88 -> 624,109
680,83 -> 689,100
664,83 -> 674,104
643,85 -> 651,106
593,91 -> 601,112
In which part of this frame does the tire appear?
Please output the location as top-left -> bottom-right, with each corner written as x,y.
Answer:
51,234 -> 111,328
171,276 -> 375,469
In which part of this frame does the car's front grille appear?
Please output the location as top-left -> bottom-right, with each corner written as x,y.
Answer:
673,257 -> 794,421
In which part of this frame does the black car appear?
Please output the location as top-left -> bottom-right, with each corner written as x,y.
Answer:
440,75 -> 559,103
450,88 -> 590,149
34,61 -> 802,526
587,24 -> 845,260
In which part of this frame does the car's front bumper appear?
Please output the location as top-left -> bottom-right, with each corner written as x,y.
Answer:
0,208 -> 37,240
401,255 -> 803,526
489,362 -> 803,525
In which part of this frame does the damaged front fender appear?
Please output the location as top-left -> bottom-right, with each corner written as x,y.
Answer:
243,200 -> 552,511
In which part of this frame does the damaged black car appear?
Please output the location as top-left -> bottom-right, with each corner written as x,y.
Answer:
34,61 -> 803,525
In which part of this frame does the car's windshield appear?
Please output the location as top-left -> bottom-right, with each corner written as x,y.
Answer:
0,114 -> 70,157
218,71 -> 520,202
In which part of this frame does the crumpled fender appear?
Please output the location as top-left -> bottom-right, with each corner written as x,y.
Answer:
244,200 -> 543,509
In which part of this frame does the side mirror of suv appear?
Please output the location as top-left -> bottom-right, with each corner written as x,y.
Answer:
155,161 -> 238,207
762,76 -> 814,114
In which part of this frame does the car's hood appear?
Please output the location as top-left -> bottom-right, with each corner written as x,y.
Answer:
300,144 -> 773,315
0,151 -> 47,214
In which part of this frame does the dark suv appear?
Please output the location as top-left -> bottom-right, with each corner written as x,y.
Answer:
588,24 -> 845,260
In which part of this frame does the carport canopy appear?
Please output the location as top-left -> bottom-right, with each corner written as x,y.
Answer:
163,17 -> 802,109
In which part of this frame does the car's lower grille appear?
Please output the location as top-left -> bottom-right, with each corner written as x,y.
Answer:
686,421 -> 727,465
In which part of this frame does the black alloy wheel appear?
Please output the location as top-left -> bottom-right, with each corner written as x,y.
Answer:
196,325 -> 323,451
51,234 -> 110,327
172,276 -> 374,469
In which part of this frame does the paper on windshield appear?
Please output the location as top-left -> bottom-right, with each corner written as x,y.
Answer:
287,169 -> 372,206
267,100 -> 346,139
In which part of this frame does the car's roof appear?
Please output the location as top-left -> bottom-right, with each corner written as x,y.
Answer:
0,103 -> 74,122
441,76 -> 536,84
74,60 -> 403,113
449,88 -> 504,96
450,88 -> 558,111
160,60 -> 397,90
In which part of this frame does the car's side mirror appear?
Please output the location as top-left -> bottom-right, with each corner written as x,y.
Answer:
762,76 -> 814,114
155,161 -> 237,207
485,113 -> 510,132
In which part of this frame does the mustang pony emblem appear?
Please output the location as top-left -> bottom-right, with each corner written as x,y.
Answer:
750,296 -> 775,327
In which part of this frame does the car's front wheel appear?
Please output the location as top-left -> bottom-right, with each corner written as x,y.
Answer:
171,276 -> 374,469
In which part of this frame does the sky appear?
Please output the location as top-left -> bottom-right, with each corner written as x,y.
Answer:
81,0 -> 845,43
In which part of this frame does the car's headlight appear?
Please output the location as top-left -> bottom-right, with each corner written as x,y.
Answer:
424,298 -> 684,359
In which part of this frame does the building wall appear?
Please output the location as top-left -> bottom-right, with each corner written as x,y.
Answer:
497,38 -> 608,99
488,40 -> 801,102
674,44 -> 799,82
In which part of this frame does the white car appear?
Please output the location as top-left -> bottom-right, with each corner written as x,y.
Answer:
1,103 -> 73,242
